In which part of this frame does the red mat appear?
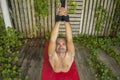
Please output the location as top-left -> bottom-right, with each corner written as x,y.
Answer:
42,42 -> 80,80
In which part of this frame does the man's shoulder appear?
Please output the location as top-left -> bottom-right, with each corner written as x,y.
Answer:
49,51 -> 58,58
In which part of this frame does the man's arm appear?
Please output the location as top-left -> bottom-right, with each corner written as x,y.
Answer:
48,6 -> 67,72
48,6 -> 66,56
59,2 -> 75,54
48,22 -> 62,72
65,22 -> 75,55
48,22 -> 60,56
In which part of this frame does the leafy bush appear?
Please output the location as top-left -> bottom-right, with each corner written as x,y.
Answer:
34,0 -> 49,18
73,35 -> 120,80
0,16 -> 23,80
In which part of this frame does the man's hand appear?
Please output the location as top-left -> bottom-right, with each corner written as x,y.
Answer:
55,4 -> 68,22
57,4 -> 67,16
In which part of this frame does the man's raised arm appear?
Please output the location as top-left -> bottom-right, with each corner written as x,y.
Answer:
48,4 -> 64,56
65,21 -> 75,55
48,22 -> 60,56
63,2 -> 75,55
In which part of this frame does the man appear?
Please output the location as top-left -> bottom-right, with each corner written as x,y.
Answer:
48,4 -> 75,73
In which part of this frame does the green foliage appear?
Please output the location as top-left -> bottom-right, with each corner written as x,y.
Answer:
0,16 -> 24,80
73,35 -> 120,80
95,5 -> 109,36
110,1 -> 120,37
100,37 -> 120,65
115,0 -> 120,3
34,0 -> 49,18
0,16 -> 5,37
45,31 -> 51,40
68,0 -> 77,13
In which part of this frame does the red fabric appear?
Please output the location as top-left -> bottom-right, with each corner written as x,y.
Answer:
42,42 -> 80,80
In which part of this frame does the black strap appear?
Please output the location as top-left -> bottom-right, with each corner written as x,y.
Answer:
55,15 -> 70,22
63,15 -> 69,22
55,15 -> 62,22
61,0 -> 66,7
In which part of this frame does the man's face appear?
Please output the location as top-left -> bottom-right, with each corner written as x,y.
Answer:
56,38 -> 67,54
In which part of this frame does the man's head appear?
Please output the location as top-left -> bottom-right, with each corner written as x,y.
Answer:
55,37 -> 67,54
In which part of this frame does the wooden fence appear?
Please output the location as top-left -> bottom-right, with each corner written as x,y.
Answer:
5,0 -> 119,38
0,1 -> 2,17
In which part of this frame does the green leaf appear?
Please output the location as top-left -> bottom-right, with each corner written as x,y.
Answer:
8,57 -> 12,62
13,65 -> 17,70
14,57 -> 19,62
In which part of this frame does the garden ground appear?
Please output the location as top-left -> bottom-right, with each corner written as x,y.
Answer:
18,39 -> 120,80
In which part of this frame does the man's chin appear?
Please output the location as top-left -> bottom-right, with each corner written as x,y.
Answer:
58,50 -> 66,53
